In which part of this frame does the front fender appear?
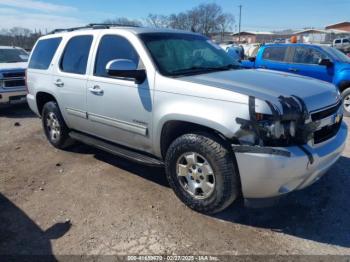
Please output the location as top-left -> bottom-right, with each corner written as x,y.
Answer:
152,91 -> 250,157
334,69 -> 350,91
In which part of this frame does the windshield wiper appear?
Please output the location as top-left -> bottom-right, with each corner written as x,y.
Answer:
4,60 -> 23,63
171,64 -> 239,76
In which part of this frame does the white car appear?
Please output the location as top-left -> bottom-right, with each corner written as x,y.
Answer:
0,46 -> 28,105
333,38 -> 350,52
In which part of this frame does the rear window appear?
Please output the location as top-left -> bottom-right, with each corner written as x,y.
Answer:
60,35 -> 93,75
262,47 -> 287,62
29,38 -> 62,70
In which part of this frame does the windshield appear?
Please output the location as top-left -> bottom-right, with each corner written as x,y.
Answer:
0,48 -> 29,63
139,33 -> 240,77
322,46 -> 350,63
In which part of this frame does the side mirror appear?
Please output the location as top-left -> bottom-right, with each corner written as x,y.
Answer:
248,57 -> 256,62
318,58 -> 333,67
106,59 -> 146,84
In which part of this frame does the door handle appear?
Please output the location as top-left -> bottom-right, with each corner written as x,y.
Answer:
89,85 -> 104,95
54,79 -> 64,87
288,68 -> 298,72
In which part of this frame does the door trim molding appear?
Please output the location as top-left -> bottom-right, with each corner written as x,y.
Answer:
88,113 -> 148,136
66,107 -> 87,119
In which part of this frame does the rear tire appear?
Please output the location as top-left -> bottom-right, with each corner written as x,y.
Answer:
342,88 -> 350,117
42,101 -> 71,149
165,133 -> 240,214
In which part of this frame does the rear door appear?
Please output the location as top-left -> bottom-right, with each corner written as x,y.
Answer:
52,34 -> 95,132
257,46 -> 291,73
288,46 -> 334,82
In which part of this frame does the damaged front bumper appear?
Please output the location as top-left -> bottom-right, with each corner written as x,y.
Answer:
233,121 -> 348,199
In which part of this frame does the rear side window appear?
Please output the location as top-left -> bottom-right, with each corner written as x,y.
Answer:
94,35 -> 140,77
262,47 -> 287,62
29,38 -> 62,70
60,35 -> 93,75
343,39 -> 349,44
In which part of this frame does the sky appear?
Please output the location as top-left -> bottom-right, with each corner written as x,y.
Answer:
0,0 -> 349,32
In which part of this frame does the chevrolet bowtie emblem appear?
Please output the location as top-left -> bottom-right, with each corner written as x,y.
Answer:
335,115 -> 341,124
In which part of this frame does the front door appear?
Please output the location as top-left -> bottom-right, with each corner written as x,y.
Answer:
288,46 -> 334,83
86,34 -> 154,152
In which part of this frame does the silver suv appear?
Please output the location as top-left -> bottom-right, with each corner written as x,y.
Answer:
27,24 -> 347,214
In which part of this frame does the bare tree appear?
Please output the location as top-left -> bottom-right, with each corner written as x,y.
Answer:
217,13 -> 235,42
0,27 -> 42,50
104,17 -> 143,26
146,14 -> 169,28
147,3 -> 235,37
194,3 -> 222,35
9,27 -> 32,37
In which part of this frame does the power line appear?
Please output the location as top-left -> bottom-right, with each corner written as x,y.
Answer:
238,5 -> 242,43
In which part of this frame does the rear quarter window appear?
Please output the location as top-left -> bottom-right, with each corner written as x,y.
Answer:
262,47 -> 287,62
28,38 -> 62,70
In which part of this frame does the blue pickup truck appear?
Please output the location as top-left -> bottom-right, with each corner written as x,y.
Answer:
241,43 -> 350,116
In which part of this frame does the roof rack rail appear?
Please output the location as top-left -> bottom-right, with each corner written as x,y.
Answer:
49,23 -> 140,34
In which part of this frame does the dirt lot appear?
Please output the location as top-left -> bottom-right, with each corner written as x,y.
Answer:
0,103 -> 350,257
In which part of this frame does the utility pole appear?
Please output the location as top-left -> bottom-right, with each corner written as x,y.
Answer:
238,5 -> 242,43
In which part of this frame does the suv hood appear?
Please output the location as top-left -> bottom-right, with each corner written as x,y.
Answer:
0,62 -> 27,71
181,69 -> 340,113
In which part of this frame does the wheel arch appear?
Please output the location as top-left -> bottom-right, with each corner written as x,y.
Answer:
338,80 -> 350,93
36,91 -> 58,116
158,119 -> 234,160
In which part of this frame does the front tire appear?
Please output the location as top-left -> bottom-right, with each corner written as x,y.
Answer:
42,101 -> 71,149
165,133 -> 240,214
342,88 -> 350,117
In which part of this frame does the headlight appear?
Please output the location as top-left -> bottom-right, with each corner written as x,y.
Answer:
236,113 -> 298,147
235,96 -> 317,147
255,113 -> 297,146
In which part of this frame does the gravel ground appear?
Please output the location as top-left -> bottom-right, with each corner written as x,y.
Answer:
0,103 -> 349,257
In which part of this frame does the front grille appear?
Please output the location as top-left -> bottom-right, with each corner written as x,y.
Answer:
2,70 -> 26,89
311,101 -> 343,144
314,119 -> 342,144
3,72 -> 25,78
311,101 -> 342,121
4,79 -> 25,87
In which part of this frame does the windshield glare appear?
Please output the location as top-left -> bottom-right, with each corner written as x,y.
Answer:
322,46 -> 350,63
139,33 -> 240,76
0,48 -> 29,63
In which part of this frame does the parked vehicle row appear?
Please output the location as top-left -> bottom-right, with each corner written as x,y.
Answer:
0,46 -> 28,106
240,43 -> 350,116
25,24 -> 347,214
333,37 -> 350,53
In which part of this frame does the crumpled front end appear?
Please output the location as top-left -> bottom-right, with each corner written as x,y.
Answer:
236,121 -> 347,198
231,94 -> 347,198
